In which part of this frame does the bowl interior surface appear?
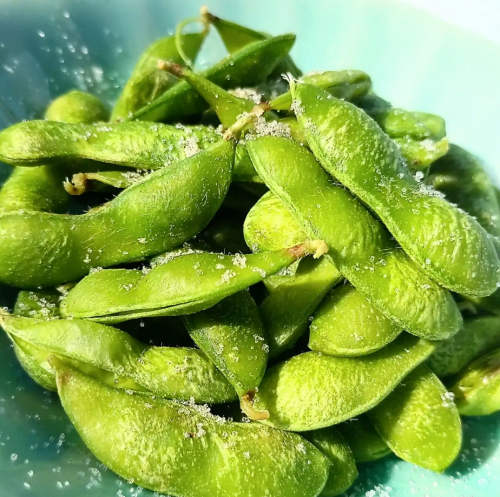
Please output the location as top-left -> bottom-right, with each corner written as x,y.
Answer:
0,0 -> 499,496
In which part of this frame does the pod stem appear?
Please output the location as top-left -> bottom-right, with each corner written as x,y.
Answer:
289,240 -> 329,260
157,60 -> 185,78
200,6 -> 217,23
174,16 -> 210,68
64,173 -> 89,196
240,390 -> 269,421
223,103 -> 269,140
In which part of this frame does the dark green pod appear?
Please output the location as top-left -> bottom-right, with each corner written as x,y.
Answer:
112,32 -> 207,120
292,82 -> 499,298
427,316 -> 500,378
132,35 -> 296,122
0,140 -> 234,288
246,136 -> 461,340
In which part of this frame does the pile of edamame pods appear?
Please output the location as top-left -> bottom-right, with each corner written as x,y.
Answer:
1,8 -> 500,497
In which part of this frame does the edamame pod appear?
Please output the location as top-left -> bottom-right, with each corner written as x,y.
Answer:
303,427 -> 358,497
269,70 -> 371,111
0,91 -> 109,213
1,312 -> 236,403
202,8 -> 302,78
184,291 -> 268,396
0,140 -> 234,288
427,316 -> 500,378
369,365 -> 462,472
429,144 -> 500,238
246,136 -> 462,340
251,333 -> 436,431
291,82 -> 500,297
61,240 -> 327,323
45,90 -> 109,123
53,361 -> 331,497
428,145 -> 500,312
14,289 -> 62,319
13,342 -> 57,391
450,348 -> 500,416
112,31 -> 207,120
337,416 -> 391,463
358,93 -> 449,169
310,284 -> 402,356
131,35 -> 296,122
0,121 -> 219,169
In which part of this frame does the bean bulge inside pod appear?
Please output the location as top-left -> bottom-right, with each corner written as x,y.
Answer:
290,81 -> 500,298
0,140 -> 234,288
52,359 -> 331,497
61,241 -> 328,323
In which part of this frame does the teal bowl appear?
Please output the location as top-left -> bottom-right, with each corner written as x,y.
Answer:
0,0 -> 499,495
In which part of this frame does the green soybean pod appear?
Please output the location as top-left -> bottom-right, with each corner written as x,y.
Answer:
427,316 -> 500,377
427,145 -> 500,313
0,121 -> 220,169
310,284 -> 402,356
14,289 -> 62,319
0,91 -> 109,214
61,241 -> 327,323
0,140 -> 234,288
13,342 -> 58,391
53,360 -> 331,497
1,312 -> 236,403
251,333 -> 436,431
269,70 -> 372,111
202,8 -> 301,78
368,365 -> 462,472
337,416 -> 391,463
357,94 -> 449,170
131,35 -> 296,123
246,136 -> 461,340
303,427 -> 358,497
450,348 -> 500,416
111,31 -> 207,120
429,144 -> 500,238
291,82 -> 500,298
184,291 -> 268,397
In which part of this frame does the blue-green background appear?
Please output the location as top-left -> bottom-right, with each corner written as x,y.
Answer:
0,0 -> 499,495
